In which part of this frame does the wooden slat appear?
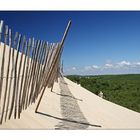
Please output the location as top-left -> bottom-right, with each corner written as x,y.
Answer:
0,25 -> 8,101
20,39 -> 31,110
25,38 -> 35,109
8,33 -> 22,119
18,40 -> 28,118
28,40 -> 39,105
33,41 -> 46,101
17,36 -> 26,118
14,34 -> 22,119
5,29 -> 13,121
27,39 -> 38,106
22,38 -> 32,110
0,20 -> 4,45
6,32 -> 18,120
28,40 -> 41,104
35,20 -> 71,112
0,25 -> 9,124
39,43 -> 50,89
36,42 -> 48,97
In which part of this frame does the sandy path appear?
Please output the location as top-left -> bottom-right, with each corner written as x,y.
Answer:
55,77 -> 101,129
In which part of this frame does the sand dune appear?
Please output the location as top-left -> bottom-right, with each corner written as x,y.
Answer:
0,42 -> 140,129
0,76 -> 140,129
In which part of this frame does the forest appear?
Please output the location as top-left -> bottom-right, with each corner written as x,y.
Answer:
66,74 -> 140,113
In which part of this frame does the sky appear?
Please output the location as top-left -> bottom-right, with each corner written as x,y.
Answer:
0,11 -> 140,75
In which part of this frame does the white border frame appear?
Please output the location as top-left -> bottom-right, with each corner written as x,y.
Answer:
0,0 -> 140,139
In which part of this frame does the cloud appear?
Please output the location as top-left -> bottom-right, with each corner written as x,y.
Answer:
135,62 -> 140,66
64,60 -> 140,75
92,65 -> 100,69
84,65 -> 99,71
104,63 -> 113,68
117,61 -> 131,66
84,66 -> 92,71
72,67 -> 76,70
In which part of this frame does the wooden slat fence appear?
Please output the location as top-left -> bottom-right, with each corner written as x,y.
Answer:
0,20 -> 71,124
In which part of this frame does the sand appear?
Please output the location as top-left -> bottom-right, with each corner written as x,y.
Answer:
0,43 -> 140,129
64,77 -> 140,129
0,76 -> 140,129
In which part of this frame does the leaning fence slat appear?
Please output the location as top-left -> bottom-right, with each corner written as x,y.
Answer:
8,33 -> 21,119
40,44 -> 55,89
14,34 -> 22,119
27,40 -> 38,106
0,25 -> 9,124
26,40 -> 43,107
17,36 -> 26,118
35,21 -> 71,112
35,44 -> 61,112
39,43 -> 50,89
24,41 -> 42,106
28,40 -> 41,104
36,42 -> 48,97
7,32 -> 18,120
28,40 -> 39,105
33,41 -> 45,101
25,38 -> 35,108
0,20 -> 4,45
0,25 -> 8,102
4,29 -> 12,121
15,35 -> 26,118
18,41 -> 28,115
18,41 -> 28,117
38,44 -> 56,94
31,40 -> 43,103
22,38 -> 32,110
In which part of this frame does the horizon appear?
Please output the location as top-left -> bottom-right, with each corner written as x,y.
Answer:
0,11 -> 140,75
65,73 -> 140,76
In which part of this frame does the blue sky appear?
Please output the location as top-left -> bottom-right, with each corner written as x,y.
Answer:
0,11 -> 140,75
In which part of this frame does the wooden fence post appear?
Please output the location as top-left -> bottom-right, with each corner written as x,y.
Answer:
0,25 -> 9,124
17,36 -> 26,118
9,33 -> 22,119
0,25 -> 8,102
0,20 -> 4,45
35,20 -> 71,112
5,29 -> 12,121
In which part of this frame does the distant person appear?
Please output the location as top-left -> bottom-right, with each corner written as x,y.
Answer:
98,91 -> 104,98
